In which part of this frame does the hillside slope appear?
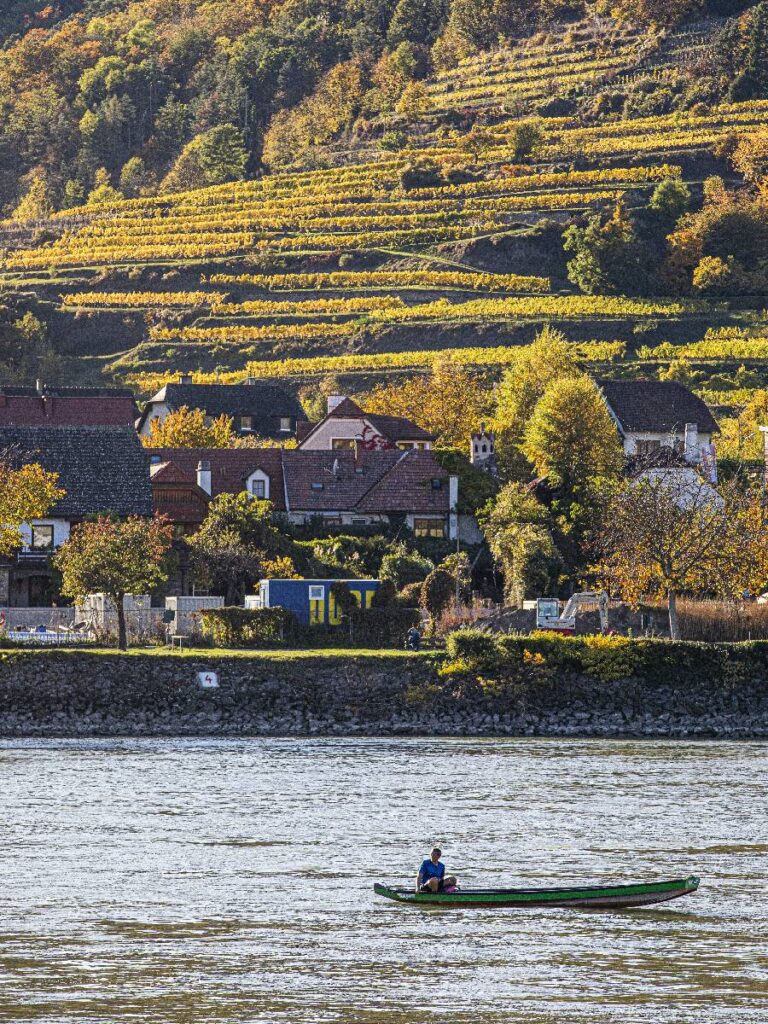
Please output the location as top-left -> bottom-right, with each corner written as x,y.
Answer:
0,8 -> 767,418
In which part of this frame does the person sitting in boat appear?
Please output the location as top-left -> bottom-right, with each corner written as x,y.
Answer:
416,848 -> 458,893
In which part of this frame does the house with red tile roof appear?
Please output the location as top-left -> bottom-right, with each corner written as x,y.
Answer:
297,395 -> 435,451
147,446 -> 458,541
0,383 -> 138,427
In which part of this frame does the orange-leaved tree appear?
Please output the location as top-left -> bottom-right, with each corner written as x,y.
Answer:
593,473 -> 768,639
363,356 -> 491,447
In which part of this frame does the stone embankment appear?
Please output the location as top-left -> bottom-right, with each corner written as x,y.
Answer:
0,648 -> 766,738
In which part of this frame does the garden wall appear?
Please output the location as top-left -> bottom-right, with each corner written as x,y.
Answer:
0,640 -> 767,738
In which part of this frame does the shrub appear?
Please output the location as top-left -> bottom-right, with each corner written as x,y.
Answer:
421,567 -> 455,618
350,605 -> 420,645
445,628 -> 497,664
330,581 -> 358,615
201,607 -> 299,648
372,580 -> 397,607
399,160 -> 443,190
398,581 -> 424,607
380,546 -> 434,588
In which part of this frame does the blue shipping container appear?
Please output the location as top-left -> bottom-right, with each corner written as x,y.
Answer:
253,579 -> 380,626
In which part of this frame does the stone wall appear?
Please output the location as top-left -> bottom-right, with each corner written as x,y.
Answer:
0,649 -> 766,738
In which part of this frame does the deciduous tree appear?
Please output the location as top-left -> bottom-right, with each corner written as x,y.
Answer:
142,406 -> 236,448
187,492 -> 291,604
492,326 -> 583,478
0,459 -> 64,557
478,482 -> 563,605
364,356 -> 491,447
521,376 -> 624,494
54,515 -> 173,650
593,474 -> 768,639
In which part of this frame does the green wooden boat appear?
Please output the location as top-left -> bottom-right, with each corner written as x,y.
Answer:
374,876 -> 700,909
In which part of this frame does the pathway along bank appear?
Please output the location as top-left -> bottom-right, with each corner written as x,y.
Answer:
0,645 -> 766,738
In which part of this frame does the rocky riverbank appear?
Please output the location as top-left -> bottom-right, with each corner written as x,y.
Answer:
0,647 -> 767,738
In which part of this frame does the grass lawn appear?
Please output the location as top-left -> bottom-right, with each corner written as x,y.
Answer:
2,645 -> 437,660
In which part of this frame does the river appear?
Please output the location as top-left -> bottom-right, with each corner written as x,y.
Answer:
0,738 -> 765,1023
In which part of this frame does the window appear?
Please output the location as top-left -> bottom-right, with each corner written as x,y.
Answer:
324,516 -> 342,525
311,482 -> 324,491
279,417 -> 292,432
414,518 -> 446,538
247,470 -> 269,500
635,439 -> 662,458
431,478 -> 442,490
30,524 -> 54,550
241,416 -> 254,431
332,438 -> 355,449
309,585 -> 324,600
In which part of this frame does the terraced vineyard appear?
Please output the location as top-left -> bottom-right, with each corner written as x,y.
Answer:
0,15 -> 766,400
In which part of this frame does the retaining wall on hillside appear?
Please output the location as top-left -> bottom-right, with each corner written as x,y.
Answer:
0,648 -> 766,738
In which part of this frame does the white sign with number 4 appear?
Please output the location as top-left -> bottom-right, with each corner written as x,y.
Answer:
198,671 -> 219,689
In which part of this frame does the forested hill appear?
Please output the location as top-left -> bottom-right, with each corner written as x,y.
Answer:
0,0 -> 759,213
0,0 -> 768,468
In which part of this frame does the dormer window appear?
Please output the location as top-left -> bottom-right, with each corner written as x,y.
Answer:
247,469 -> 269,500
311,482 -> 323,491
431,478 -> 442,490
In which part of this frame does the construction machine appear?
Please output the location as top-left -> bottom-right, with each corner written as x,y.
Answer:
535,591 -> 609,634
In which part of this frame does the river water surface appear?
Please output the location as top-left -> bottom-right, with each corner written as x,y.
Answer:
0,738 -> 766,1023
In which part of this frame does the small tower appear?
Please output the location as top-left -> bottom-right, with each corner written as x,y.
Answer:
470,423 -> 498,476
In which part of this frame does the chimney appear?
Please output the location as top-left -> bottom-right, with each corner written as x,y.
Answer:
35,379 -> 44,396
448,475 -> 459,541
684,422 -> 699,464
196,459 -> 212,495
327,394 -> 346,414
179,373 -> 193,385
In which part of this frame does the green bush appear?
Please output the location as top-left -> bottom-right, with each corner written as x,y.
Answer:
350,605 -> 420,646
380,545 -> 434,588
398,581 -> 424,607
445,629 -> 496,664
201,607 -> 299,648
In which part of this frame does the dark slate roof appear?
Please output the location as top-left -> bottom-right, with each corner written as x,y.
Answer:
328,397 -> 365,417
138,383 -> 304,436
146,448 -> 286,509
299,398 -> 434,447
599,380 -> 719,435
364,412 -> 434,442
0,426 -> 152,518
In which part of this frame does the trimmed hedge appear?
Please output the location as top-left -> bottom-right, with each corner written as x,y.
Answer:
443,628 -> 768,686
201,607 -> 300,648
200,604 -> 420,649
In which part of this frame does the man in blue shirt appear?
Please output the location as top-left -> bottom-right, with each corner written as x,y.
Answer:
416,847 -> 458,893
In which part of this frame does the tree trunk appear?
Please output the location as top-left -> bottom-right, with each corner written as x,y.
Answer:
667,589 -> 680,641
116,598 -> 127,651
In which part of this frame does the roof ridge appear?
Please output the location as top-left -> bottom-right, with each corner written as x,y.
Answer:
353,448 -> 413,508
